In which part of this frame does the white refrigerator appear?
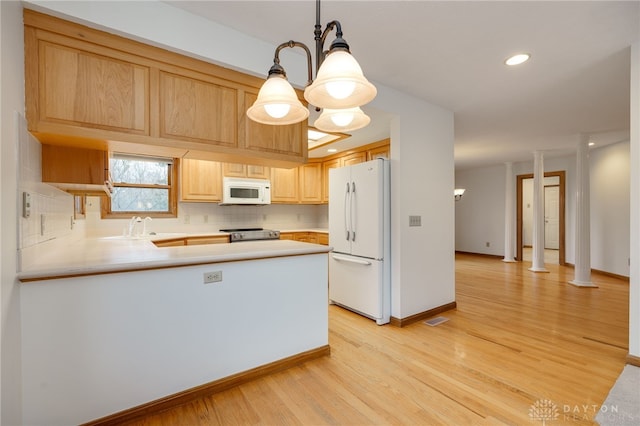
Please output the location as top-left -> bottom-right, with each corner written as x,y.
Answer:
328,158 -> 390,325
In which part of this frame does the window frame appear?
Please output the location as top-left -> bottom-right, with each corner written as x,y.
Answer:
101,155 -> 179,219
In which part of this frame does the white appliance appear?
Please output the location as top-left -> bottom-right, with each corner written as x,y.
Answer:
220,177 -> 271,205
329,158 -> 390,325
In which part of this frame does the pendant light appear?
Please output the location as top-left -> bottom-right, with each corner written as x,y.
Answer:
247,0 -> 376,132
313,107 -> 370,132
246,63 -> 310,125
304,37 -> 376,110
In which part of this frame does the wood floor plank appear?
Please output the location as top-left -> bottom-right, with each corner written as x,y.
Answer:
124,254 -> 628,425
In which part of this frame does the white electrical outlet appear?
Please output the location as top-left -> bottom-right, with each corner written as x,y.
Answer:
204,271 -> 222,284
23,192 -> 31,218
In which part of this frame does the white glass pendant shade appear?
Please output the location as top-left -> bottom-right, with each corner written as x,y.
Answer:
314,107 -> 370,132
304,50 -> 377,109
247,75 -> 309,125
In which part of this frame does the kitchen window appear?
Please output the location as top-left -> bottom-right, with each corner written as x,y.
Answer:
101,154 -> 178,218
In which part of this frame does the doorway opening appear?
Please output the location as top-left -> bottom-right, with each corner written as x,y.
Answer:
516,171 -> 565,265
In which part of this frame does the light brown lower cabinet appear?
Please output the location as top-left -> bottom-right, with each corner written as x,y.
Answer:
153,235 -> 230,247
317,233 -> 329,245
279,232 -> 328,245
185,236 -> 230,245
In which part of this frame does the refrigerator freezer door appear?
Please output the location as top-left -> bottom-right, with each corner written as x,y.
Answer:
329,254 -> 388,324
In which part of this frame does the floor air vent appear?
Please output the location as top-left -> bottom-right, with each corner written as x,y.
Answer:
424,316 -> 449,327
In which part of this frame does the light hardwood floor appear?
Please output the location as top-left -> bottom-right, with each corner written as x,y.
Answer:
127,253 -> 629,425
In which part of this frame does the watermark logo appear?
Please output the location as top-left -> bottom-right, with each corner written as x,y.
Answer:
529,399 -> 559,424
529,399 -> 626,423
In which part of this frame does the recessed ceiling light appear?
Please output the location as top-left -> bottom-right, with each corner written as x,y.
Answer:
327,148 -> 337,153
588,142 -> 595,147
505,53 -> 531,66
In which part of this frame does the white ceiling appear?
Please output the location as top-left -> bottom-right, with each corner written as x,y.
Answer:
166,1 -> 639,169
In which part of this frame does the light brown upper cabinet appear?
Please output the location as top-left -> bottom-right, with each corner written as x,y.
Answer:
36,42 -> 149,136
239,92 -> 307,159
180,159 -> 223,202
159,72 -> 237,147
270,167 -> 299,203
341,151 -> 367,167
41,145 -> 111,196
42,145 -> 109,185
24,10 -> 307,167
298,162 -> 323,204
223,163 -> 270,179
322,158 -> 342,203
367,144 -> 390,161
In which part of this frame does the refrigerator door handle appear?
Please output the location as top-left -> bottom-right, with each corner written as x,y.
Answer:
331,254 -> 372,266
351,182 -> 356,241
344,182 -> 351,241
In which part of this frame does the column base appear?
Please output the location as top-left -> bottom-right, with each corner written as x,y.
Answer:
528,267 -> 549,273
568,280 -> 598,288
502,258 -> 517,263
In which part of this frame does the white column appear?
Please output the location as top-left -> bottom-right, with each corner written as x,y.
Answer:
529,151 -> 548,272
570,135 -> 597,287
503,162 -> 516,262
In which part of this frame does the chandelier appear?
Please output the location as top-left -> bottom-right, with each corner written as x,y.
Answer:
246,0 -> 376,133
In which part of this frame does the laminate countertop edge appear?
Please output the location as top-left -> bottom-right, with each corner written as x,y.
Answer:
18,238 -> 332,282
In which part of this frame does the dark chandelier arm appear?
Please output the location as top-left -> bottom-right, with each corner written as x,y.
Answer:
315,20 -> 350,72
271,40 -> 314,86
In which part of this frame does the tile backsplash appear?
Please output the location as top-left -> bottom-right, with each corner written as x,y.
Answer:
17,113 -> 74,252
83,199 -> 328,237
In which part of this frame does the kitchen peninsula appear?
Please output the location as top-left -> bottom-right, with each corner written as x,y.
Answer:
18,236 -> 331,425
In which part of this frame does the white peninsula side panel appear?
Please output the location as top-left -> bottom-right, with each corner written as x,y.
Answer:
21,253 -> 328,425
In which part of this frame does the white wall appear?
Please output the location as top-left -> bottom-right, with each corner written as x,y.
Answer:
387,91 -> 455,319
629,40 -> 639,358
591,141 -> 630,276
455,145 -> 631,278
1,1 -> 25,424
455,165 -> 505,256
24,0 -> 456,321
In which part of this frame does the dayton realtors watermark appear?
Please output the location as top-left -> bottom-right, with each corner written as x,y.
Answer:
529,399 -> 632,423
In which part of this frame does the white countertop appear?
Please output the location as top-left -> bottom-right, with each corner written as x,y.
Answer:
18,234 -> 331,282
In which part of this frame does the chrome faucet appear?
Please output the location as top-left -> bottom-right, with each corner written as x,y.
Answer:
128,216 -> 142,237
142,217 -> 152,236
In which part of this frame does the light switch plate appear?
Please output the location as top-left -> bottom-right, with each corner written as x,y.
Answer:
409,215 -> 421,227
23,192 -> 31,218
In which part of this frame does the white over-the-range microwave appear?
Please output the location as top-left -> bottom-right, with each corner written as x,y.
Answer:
220,177 -> 271,205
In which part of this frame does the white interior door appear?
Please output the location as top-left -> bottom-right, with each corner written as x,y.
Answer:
544,186 -> 559,249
